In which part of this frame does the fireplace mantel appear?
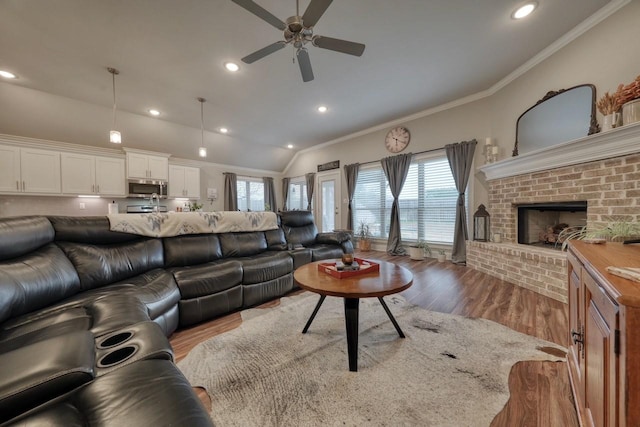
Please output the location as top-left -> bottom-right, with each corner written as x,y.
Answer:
480,121 -> 640,180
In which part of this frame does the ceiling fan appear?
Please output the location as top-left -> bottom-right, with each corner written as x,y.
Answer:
231,0 -> 365,82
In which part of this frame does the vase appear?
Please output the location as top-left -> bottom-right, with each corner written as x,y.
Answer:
408,246 -> 425,261
622,99 -> 640,126
601,113 -> 617,132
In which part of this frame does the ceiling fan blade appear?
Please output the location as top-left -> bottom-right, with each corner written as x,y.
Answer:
241,41 -> 286,64
296,49 -> 314,82
231,0 -> 286,30
302,0 -> 333,28
312,35 -> 365,56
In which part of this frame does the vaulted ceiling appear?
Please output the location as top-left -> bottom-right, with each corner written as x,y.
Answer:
0,0 -> 612,171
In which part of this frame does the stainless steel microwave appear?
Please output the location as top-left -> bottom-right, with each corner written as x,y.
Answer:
127,180 -> 167,198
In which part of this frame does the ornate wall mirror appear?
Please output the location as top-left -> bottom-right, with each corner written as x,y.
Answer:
512,84 -> 599,156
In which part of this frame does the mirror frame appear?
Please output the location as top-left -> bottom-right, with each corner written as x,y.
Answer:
512,84 -> 600,157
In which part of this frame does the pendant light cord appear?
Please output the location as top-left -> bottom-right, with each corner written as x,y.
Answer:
108,68 -> 119,129
200,100 -> 204,145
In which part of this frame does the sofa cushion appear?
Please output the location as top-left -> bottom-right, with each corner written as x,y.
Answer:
48,216 -> 139,245
107,269 -> 181,320
171,260 -> 243,299
0,244 -> 81,324
57,239 -> 164,290
0,216 -> 54,261
264,228 -> 287,250
238,251 -> 293,285
219,232 -> 267,257
163,234 -> 223,267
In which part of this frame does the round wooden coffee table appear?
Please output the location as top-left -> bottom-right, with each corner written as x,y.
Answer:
293,259 -> 413,372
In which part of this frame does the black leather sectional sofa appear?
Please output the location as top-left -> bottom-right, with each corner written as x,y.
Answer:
0,210 -> 352,426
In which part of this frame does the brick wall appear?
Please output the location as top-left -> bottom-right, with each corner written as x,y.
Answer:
467,241 -> 567,302
467,152 -> 640,303
488,153 -> 640,243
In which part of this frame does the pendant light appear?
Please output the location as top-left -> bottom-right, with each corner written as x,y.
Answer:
107,67 -> 121,144
198,97 -> 207,157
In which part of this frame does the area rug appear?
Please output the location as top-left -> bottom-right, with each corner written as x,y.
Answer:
177,293 -> 566,426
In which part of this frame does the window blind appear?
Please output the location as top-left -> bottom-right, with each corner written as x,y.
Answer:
352,156 -> 460,243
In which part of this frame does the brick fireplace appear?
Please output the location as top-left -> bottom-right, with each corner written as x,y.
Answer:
467,124 -> 640,303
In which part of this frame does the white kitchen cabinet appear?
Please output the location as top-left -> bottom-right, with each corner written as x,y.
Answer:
61,153 -> 125,196
168,165 -> 200,198
0,145 -> 21,193
2,147 -> 62,194
126,153 -> 168,180
95,156 -> 125,196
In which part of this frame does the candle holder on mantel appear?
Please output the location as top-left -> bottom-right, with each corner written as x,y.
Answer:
484,138 -> 499,164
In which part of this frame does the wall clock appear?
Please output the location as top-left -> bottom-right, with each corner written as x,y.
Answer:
385,127 -> 410,153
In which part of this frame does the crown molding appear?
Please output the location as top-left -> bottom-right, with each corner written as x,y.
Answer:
490,0 -> 631,94
169,156 -> 281,176
0,133 -> 125,158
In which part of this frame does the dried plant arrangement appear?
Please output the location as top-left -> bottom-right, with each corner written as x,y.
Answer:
597,91 -> 619,115
613,74 -> 640,109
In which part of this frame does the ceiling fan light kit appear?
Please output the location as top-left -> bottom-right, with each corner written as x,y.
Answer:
231,0 -> 365,82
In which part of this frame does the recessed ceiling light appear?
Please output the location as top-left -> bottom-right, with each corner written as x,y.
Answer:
148,109 -> 160,116
219,127 -> 229,134
0,70 -> 17,79
287,144 -> 294,149
512,2 -> 537,19
224,62 -> 240,72
317,106 -> 328,113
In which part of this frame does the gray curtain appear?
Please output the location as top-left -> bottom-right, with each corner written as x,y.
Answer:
223,172 -> 238,211
305,173 -> 315,211
281,177 -> 290,211
445,139 -> 477,264
343,163 -> 360,231
381,153 -> 413,255
263,177 -> 277,212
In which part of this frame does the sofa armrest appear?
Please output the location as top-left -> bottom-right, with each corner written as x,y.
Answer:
0,331 -> 95,423
316,231 -> 351,245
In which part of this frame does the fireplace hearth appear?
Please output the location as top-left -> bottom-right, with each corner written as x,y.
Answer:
517,202 -> 587,248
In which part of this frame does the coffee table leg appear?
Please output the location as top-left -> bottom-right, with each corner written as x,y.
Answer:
378,297 -> 405,338
344,298 -> 360,372
302,295 -> 326,334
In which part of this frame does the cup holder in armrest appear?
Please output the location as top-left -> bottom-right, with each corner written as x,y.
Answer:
97,345 -> 138,368
97,331 -> 134,349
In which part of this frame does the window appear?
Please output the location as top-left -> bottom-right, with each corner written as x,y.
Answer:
287,179 -> 307,210
352,155 -> 461,243
237,177 -> 265,211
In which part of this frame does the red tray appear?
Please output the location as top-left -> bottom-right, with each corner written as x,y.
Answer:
318,258 -> 380,279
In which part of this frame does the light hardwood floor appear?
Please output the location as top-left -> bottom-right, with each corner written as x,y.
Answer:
170,250 -> 578,427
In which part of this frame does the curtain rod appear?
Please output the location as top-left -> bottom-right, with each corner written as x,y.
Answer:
224,172 -> 271,180
357,146 -> 445,167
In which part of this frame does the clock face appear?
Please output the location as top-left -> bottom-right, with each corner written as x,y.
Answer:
385,127 -> 410,153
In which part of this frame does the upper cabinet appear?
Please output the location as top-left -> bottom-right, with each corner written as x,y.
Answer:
125,150 -> 169,181
61,153 -> 125,196
168,165 -> 200,198
0,145 -> 61,194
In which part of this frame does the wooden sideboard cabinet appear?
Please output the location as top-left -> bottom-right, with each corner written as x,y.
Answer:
567,241 -> 640,427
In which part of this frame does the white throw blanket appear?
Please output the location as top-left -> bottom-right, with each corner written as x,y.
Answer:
107,211 -> 278,238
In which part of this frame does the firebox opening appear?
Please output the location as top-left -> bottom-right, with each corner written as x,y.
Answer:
517,201 -> 587,248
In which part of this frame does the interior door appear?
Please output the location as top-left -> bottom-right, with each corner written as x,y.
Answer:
317,171 -> 341,233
